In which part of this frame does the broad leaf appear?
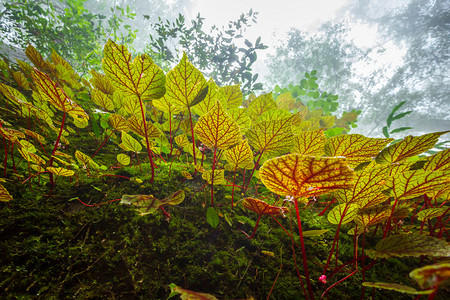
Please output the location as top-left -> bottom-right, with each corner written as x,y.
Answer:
367,234 -> 450,259
194,102 -> 241,150
127,115 -> 161,139
108,114 -> 128,131
117,153 -> 131,165
91,89 -> 114,111
164,52 -> 207,109
222,84 -> 242,109
153,94 -> 182,115
206,207 -> 219,228
246,92 -> 277,121
409,262 -> 450,289
376,132 -> 450,164
242,197 -> 288,216
46,167 -> 74,177
416,208 -> 448,221
259,154 -> 355,198
223,140 -> 254,169
0,184 -> 13,202
424,148 -> 450,171
192,78 -> 226,116
121,131 -> 142,152
276,92 -> 297,111
362,282 -> 432,295
327,203 -> 358,225
227,107 -> 251,131
291,130 -> 326,156
25,44 -> 49,71
202,169 -> 225,185
102,40 -> 165,99
325,134 -> 393,168
90,69 -> 115,95
121,190 -> 185,216
355,205 -> 392,227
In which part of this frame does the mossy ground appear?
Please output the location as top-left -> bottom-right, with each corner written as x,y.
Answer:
0,143 -> 448,299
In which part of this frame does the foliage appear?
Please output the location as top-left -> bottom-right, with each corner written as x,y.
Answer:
0,40 -> 449,300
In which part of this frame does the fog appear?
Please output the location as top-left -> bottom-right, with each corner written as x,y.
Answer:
1,0 -> 449,140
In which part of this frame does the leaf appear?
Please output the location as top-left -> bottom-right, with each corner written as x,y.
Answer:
21,128 -> 46,144
169,283 -> 218,300
46,167 -> 74,177
276,92 -> 297,111
334,163 -> 391,209
291,130 -> 326,156
389,170 -> 450,201
32,69 -> 88,122
192,78 -> 226,116
325,134 -> 393,168
153,94 -> 182,115
242,197 -> 288,216
202,169 -> 225,185
102,40 -> 165,99
127,115 -> 161,139
0,82 -> 30,105
376,132 -> 450,164
302,229 -> 330,237
222,84 -> 242,109
327,203 -> 358,225
13,71 -> 30,90
0,184 -> 13,202
121,131 -> 142,152
223,140 -> 254,169
194,101 -> 241,150
227,107 -> 252,131
117,153 -> 130,165
90,69 -> 115,95
121,190 -> 184,216
355,205 -> 392,227
91,89 -> 114,111
424,148 -> 450,171
25,44 -> 49,71
189,85 -> 209,108
409,262 -> 450,289
246,93 -> 277,121
416,208 -> 448,221
246,117 -> 294,158
390,127 -> 413,134
164,52 -> 207,109
367,234 -> 450,259
259,154 -> 355,198
164,190 -> 185,205
206,207 -> 220,228
362,282 -> 432,295
75,150 -> 93,166
108,114 -> 128,131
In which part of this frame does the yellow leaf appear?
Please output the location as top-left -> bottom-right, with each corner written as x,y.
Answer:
223,140 -> 254,169
121,131 -> 142,152
291,130 -> 326,156
46,167 -> 74,177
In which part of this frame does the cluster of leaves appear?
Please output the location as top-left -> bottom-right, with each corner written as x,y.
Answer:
0,41 -> 449,299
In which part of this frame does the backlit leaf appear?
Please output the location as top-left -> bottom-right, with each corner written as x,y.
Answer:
192,78 -> 226,116
0,82 -> 30,105
127,115 -> 161,139
90,69 -> 115,95
325,134 -> 393,168
206,207 -> 220,228
327,203 -> 358,224
75,150 -> 93,166
259,154 -> 355,198
153,94 -> 182,115
13,71 -> 30,90
242,197 -> 288,216
121,190 -> 185,216
108,114 -> 128,131
202,169 -> 225,185
91,89 -> 114,111
194,102 -> 241,150
416,208 -> 448,221
246,117 -> 294,158
334,163 -> 391,209
291,130 -> 326,156
25,44 -> 49,71
227,107 -> 251,131
223,140 -> 254,169
182,171 -> 193,179
355,205 -> 391,227
121,131 -> 142,152
302,229 -> 330,237
255,109 -> 291,123
102,40 -> 165,99
117,153 -> 130,165
376,132 -> 450,164
21,128 -> 46,144
276,92 -> 297,111
123,95 -> 144,115
366,234 -> 450,259
362,282 -> 432,295
169,283 -> 218,300
222,84 -> 242,109
46,167 -> 74,177
409,262 -> 450,289
389,170 -> 450,201
0,184 -> 13,202
424,148 -> 450,171
247,93 -> 277,121
164,52 -> 207,109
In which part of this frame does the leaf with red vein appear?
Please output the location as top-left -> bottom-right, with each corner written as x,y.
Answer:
192,78 -> 226,115
153,94 -> 182,115
327,203 -> 358,224
121,131 -> 142,152
388,170 -> 450,201
246,116 -> 294,158
355,205 -> 392,227
102,39 -> 165,99
91,89 -> 114,111
334,163 -> 391,209
276,92 -> 297,111
259,154 -> 355,198
227,107 -> 251,131
25,44 -> 49,71
416,208 -> 448,221
32,69 -> 88,121
13,71 -> 30,90
0,83 -> 30,105
0,184 -> 13,202
194,101 -> 241,150
108,114 -> 128,131
242,197 -> 289,216
123,95 -> 144,115
376,131 -> 450,164
127,115 -> 161,139
202,169 -> 225,184
247,92 -> 277,121
292,130 -> 326,156
46,167 -> 74,177
424,148 -> 450,171
163,52 -> 207,109
224,140 -> 254,169
325,134 -> 393,168
255,109 -> 291,123
222,84 -> 242,109
90,70 -> 115,95
121,190 -> 185,216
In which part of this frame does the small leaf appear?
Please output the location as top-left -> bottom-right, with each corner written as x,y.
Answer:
108,114 -> 128,131
0,184 -> 13,202
247,93 -> 277,121
376,132 -> 450,164
222,84 -> 242,109
242,197 -> 288,216
389,170 -> 449,201
117,153 -> 130,165
91,89 -> 114,111
362,282 -> 432,295
206,207 -> 220,228
121,131 -> 142,152
416,208 -> 447,221
202,169 -> 225,185
327,203 -> 358,225
46,167 -> 74,177
390,127 -> 413,134
367,234 -> 450,259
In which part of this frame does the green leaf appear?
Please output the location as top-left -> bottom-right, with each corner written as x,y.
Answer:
362,282 -> 432,295
206,207 -> 219,228
392,111 -> 412,122
389,127 -> 413,134
416,208 -> 447,221
121,131 -> 142,152
327,203 -> 358,225
0,184 -> 13,202
246,93 -> 277,122
409,262 -> 450,289
117,153 -> 130,165
366,234 -> 450,259
222,84 -> 243,109
189,85 -> 209,108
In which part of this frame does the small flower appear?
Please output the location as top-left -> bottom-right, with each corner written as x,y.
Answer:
319,275 -> 327,284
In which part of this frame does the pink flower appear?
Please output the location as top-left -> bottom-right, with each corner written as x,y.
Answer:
319,275 -> 327,284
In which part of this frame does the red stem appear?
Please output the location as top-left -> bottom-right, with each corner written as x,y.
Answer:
137,96 -> 155,182
48,112 -> 66,186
